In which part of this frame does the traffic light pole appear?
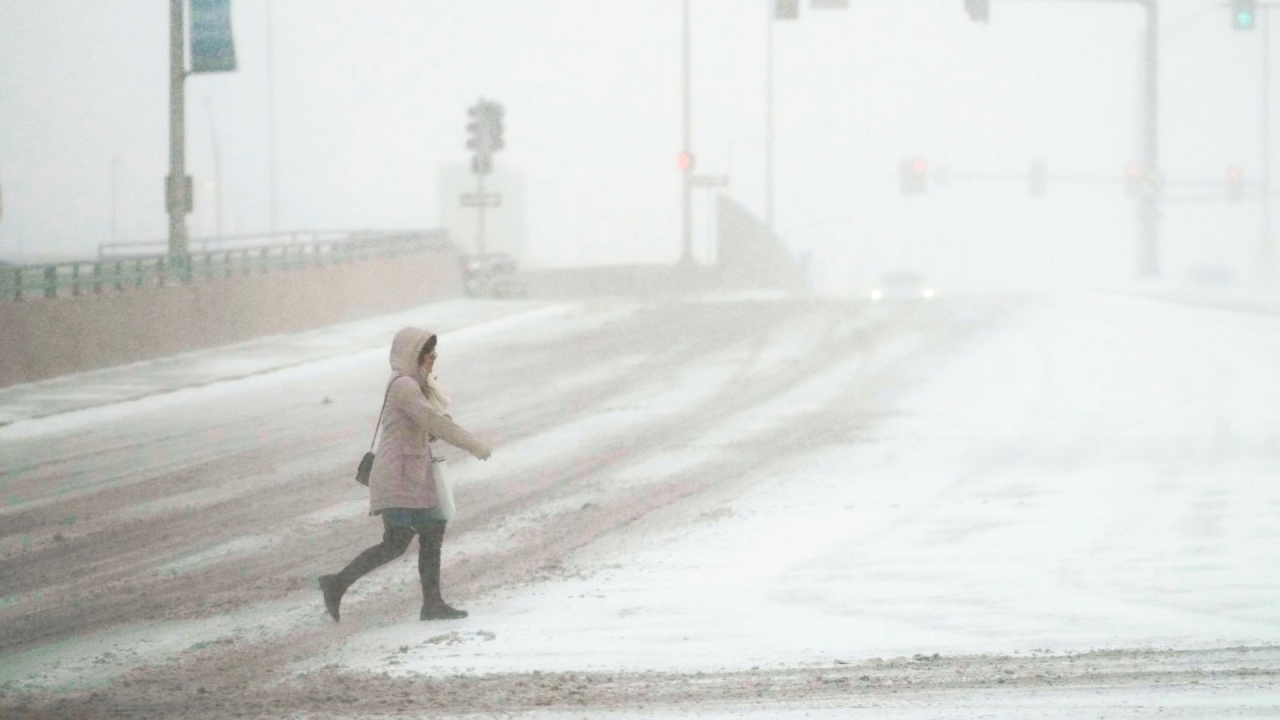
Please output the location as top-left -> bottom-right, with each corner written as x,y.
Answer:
1138,0 -> 1159,278
974,0 -> 1159,277
765,0 -> 775,233
465,100 -> 503,269
475,171 -> 487,261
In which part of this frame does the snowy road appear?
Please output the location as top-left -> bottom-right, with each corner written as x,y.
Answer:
1,292 -> 1278,718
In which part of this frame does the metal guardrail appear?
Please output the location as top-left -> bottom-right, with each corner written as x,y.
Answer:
96,230 -> 370,259
0,230 -> 452,302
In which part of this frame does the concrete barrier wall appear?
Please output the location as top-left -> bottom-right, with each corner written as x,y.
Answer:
522,197 -> 805,301
0,252 -> 460,388
716,195 -> 807,293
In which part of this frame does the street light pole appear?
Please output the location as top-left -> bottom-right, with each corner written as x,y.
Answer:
1262,6 -> 1275,282
110,157 -> 120,245
167,0 -> 189,266
266,0 -> 280,239
765,0 -> 775,234
680,0 -> 694,266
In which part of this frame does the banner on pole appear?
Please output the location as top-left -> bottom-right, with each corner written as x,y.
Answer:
191,0 -> 237,73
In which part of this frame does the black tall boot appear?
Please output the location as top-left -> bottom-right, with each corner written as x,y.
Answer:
321,524 -> 414,622
418,522 -> 467,620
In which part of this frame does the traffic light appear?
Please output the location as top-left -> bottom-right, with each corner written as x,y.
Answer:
965,0 -> 989,23
466,100 -> 504,154
1029,159 -> 1047,197
466,106 -> 486,154
1232,0 -> 1257,30
676,151 -> 693,171
1227,166 -> 1244,201
466,99 -> 504,175
900,156 -> 928,194
1123,160 -> 1144,195
486,102 -> 505,153
775,0 -> 799,20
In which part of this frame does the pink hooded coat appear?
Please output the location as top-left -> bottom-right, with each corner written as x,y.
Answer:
367,327 -> 492,515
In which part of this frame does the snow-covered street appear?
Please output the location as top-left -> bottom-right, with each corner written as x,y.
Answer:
2,291 -> 1278,718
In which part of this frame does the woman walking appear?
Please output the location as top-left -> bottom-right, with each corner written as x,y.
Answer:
321,327 -> 492,622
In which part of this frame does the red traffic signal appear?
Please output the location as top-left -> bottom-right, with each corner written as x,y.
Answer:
1123,161 -> 1145,195
1227,166 -> 1244,201
900,156 -> 928,194
677,151 -> 693,171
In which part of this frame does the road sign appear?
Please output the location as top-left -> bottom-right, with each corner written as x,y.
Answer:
190,0 -> 237,73
461,192 -> 502,208
965,0 -> 990,23
690,175 -> 729,188
166,174 -> 194,214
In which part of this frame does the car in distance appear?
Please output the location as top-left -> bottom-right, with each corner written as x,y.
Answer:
869,272 -> 935,303
460,252 -> 527,298
487,272 -> 528,298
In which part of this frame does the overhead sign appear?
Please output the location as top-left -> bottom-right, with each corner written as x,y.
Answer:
190,0 -> 237,73
461,193 -> 502,208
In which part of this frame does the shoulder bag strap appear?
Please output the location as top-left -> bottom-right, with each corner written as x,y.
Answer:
368,379 -> 395,452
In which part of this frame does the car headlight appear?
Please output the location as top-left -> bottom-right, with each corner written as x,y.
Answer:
922,288 -> 935,299
870,289 -> 883,301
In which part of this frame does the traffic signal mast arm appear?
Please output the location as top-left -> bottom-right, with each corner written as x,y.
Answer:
964,0 -> 1155,24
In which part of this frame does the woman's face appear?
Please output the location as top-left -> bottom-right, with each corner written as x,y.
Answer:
419,346 -> 437,376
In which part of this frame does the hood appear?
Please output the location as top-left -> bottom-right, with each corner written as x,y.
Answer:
388,327 -> 436,381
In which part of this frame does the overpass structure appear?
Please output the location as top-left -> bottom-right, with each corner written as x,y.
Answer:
0,196 -> 807,388
0,231 -> 462,387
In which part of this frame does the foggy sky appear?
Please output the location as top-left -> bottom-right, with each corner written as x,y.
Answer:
0,0 -> 1270,293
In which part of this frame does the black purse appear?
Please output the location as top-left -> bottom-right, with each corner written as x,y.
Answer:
355,385 -> 393,486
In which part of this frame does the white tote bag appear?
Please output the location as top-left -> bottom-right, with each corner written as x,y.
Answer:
431,457 -> 456,521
